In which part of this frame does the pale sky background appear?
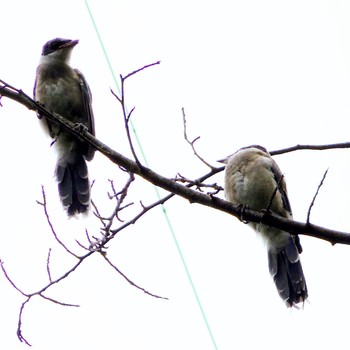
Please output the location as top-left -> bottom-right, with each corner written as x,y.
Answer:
2,1 -> 350,349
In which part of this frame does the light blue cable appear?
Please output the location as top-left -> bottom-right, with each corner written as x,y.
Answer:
83,2 -> 218,349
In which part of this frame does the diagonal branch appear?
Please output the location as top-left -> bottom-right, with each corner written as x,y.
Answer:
1,80 -> 350,245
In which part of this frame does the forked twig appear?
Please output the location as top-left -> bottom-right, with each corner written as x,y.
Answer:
182,107 -> 216,169
110,61 -> 160,165
173,173 -> 223,195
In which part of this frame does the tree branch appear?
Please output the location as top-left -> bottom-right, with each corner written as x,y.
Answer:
270,143 -> 350,156
1,80 -> 350,246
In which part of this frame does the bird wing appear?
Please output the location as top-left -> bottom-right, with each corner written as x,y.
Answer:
74,69 -> 95,160
270,160 -> 303,253
269,161 -> 292,217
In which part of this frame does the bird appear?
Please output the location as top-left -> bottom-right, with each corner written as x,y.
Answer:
219,145 -> 308,307
34,38 -> 95,217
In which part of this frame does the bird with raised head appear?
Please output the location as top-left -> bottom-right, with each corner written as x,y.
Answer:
34,38 -> 95,217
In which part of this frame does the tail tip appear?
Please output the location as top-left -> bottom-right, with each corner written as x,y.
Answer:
66,202 -> 89,217
286,290 -> 308,308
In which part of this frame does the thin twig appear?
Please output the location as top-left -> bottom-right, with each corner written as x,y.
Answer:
38,185 -> 79,258
173,173 -> 223,194
182,107 -> 216,169
75,239 -> 91,251
46,249 -> 52,283
110,88 -> 122,103
307,169 -> 329,223
17,298 -> 31,346
119,77 -> 140,165
101,253 -> 168,300
29,258 -> 87,297
123,61 -> 161,80
111,61 -> 160,166
126,106 -> 136,123
108,173 -> 135,227
271,143 -> 350,156
39,293 -> 80,307
91,199 -> 108,228
107,179 -> 118,199
0,261 -> 27,296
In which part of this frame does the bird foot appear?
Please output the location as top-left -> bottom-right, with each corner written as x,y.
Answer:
260,208 -> 272,216
35,101 -> 46,119
74,123 -> 88,134
237,204 -> 249,224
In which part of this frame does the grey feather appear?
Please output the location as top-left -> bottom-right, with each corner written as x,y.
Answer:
34,38 -> 95,217
268,239 -> 308,307
56,154 -> 90,215
222,145 -> 308,307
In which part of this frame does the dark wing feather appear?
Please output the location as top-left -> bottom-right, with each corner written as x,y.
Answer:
270,162 -> 292,216
270,161 -> 303,254
74,69 -> 95,161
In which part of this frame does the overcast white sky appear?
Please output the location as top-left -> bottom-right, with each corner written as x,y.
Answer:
2,1 -> 350,349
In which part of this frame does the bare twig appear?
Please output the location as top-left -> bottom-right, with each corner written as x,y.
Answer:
38,293 -> 79,307
101,253 -> 168,300
123,61 -> 161,80
107,179 -> 119,199
110,88 -> 122,103
38,186 -> 79,258
103,172 -> 135,233
28,258 -> 86,296
1,259 -> 82,345
1,167 -> 169,345
182,107 -> 216,169
0,261 -> 27,297
110,61 -> 160,166
91,199 -> 107,228
307,169 -> 329,224
46,249 -> 52,283
75,239 -> 91,252
17,299 -> 31,346
16,292 -> 80,346
173,173 -> 223,195
270,143 -> 350,156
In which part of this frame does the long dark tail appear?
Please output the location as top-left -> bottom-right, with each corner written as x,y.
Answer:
55,153 -> 90,216
268,235 -> 308,307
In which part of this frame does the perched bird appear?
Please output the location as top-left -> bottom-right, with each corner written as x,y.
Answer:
34,38 -> 95,216
219,145 -> 308,307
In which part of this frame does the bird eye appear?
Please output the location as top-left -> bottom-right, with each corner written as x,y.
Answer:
49,39 -> 64,51
42,38 -> 68,55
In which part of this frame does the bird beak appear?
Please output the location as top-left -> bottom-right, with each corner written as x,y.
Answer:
60,39 -> 79,49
